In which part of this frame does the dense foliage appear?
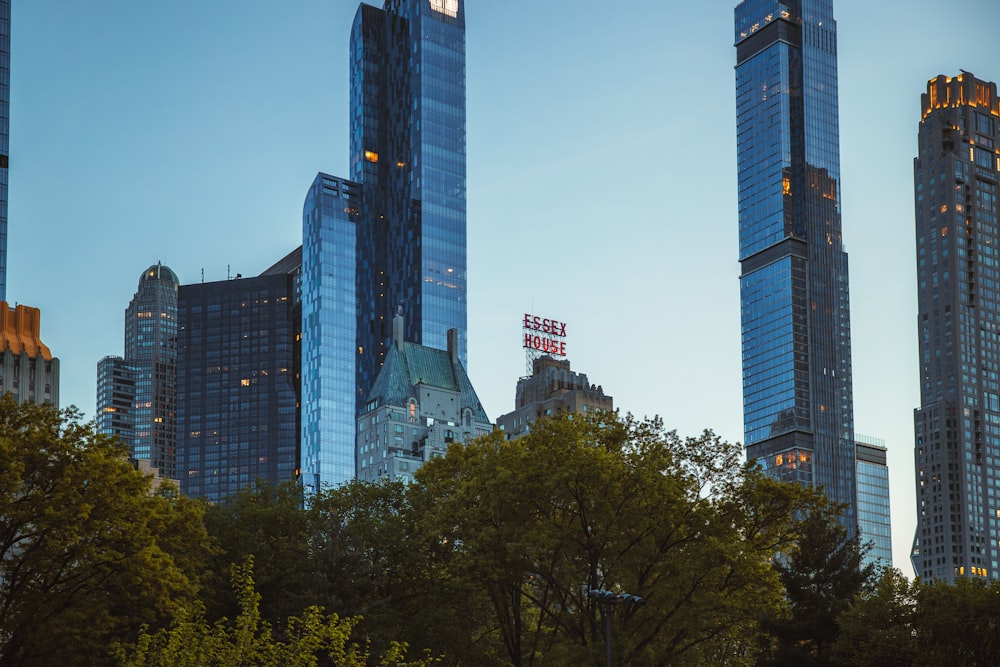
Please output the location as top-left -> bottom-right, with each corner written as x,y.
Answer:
116,559 -> 437,667
0,395 -> 214,666
2,400 -> 994,665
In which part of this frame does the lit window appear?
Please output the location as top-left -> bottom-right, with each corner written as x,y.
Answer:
365,150 -> 379,163
428,0 -> 458,18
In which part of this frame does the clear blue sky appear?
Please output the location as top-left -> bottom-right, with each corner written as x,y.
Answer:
7,1 -> 999,574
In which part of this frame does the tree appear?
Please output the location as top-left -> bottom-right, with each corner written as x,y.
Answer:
203,480 -> 315,626
0,395 -> 214,666
117,559 -> 439,667
414,413 -> 811,666
831,568 -> 917,666
911,577 -> 1000,666
307,479 -> 493,663
757,495 -> 874,666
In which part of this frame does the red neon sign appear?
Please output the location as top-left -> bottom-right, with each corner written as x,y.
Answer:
523,313 -> 567,356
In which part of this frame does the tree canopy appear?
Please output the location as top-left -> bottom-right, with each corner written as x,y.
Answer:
7,400 -> 993,666
0,395 -> 214,666
117,559 -> 438,667
412,413 -> 817,666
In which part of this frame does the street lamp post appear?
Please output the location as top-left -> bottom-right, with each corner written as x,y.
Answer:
588,589 -> 644,667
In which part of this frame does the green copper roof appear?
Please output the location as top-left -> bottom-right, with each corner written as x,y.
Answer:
366,341 -> 489,423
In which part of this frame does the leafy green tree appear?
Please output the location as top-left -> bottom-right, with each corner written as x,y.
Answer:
757,495 -> 874,666
414,413 -> 810,666
831,568 -> 917,666
306,479 -> 492,663
203,480 -> 315,625
117,559 -> 438,667
0,395 -> 214,666
911,577 -> 1000,666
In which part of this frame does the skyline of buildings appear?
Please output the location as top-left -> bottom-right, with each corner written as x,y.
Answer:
734,0 -> 860,533
912,73 -> 1000,583
6,2 -> 999,579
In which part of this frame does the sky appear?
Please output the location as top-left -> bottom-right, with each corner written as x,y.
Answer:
7,0 -> 1000,575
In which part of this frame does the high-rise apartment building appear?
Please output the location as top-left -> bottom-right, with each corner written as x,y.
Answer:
296,1 -> 469,489
176,250 -> 301,502
0,0 -> 9,302
855,435 -> 892,568
97,263 -> 178,476
734,0 -> 858,531
96,355 -> 135,442
351,0 -> 468,408
0,302 -> 58,406
496,356 -> 613,440
301,173 -> 360,490
913,73 -> 1000,582
125,263 -> 179,476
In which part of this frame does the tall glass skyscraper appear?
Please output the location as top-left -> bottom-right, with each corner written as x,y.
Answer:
0,0 -> 11,302
176,254 -> 300,503
301,173 -> 361,490
298,1 -> 468,489
734,0 -> 857,532
96,355 -> 135,443
126,263 -> 179,476
912,73 -> 1000,582
855,435 -> 892,568
98,264 -> 179,476
351,0 -> 468,407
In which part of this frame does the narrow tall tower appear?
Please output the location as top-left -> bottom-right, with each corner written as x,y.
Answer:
734,0 -> 858,531
913,73 -> 1000,583
351,0 -> 468,412
300,173 -> 361,490
0,0 -> 11,301
96,263 -> 181,478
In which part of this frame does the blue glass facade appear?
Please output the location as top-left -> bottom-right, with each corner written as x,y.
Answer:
123,263 -> 179,477
0,0 -> 8,302
351,0 -> 468,410
176,256 -> 300,502
96,355 -> 136,444
913,74 -> 1000,582
856,437 -> 892,568
735,0 -> 857,532
301,173 -> 361,490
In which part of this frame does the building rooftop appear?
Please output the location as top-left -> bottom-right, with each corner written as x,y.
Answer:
139,262 -> 179,286
366,318 -> 488,423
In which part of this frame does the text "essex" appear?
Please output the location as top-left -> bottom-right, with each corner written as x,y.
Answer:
523,313 -> 567,337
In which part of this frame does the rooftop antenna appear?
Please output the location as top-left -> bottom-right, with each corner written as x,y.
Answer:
201,268 -> 204,283
227,264 -> 231,280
